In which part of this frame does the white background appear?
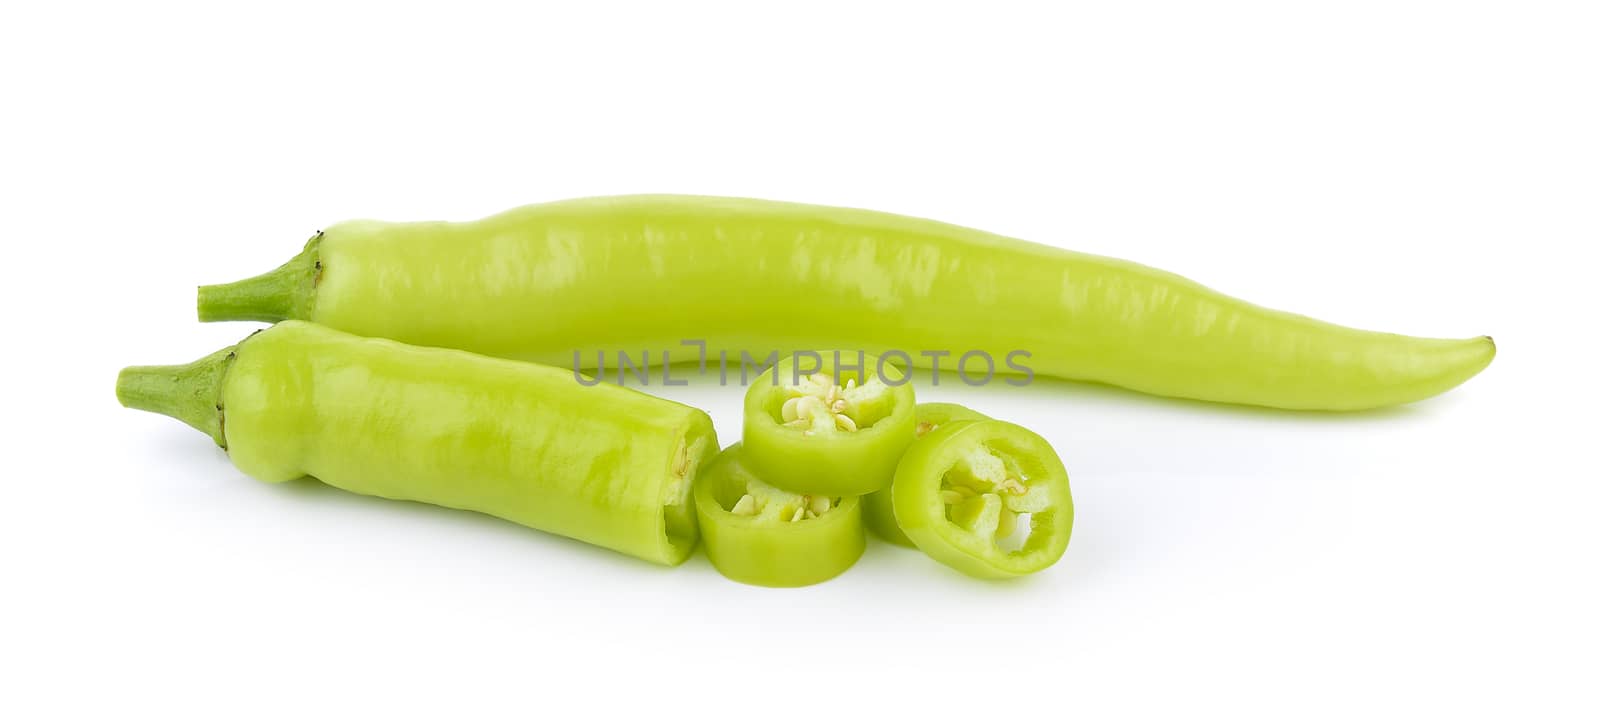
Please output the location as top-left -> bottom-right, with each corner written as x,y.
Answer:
3,2 -> 1596,725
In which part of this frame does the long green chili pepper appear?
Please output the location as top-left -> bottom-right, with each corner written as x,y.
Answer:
115,321 -> 717,566
693,444 -> 866,587
198,195 -> 1494,411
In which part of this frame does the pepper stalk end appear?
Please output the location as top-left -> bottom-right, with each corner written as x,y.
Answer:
196,234 -> 321,323
116,346 -> 237,449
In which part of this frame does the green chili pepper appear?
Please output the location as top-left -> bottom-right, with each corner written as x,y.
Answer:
198,195 -> 1494,411
893,419 -> 1072,578
693,444 -> 865,587
863,402 -> 991,546
115,321 -> 717,566
740,352 -> 916,497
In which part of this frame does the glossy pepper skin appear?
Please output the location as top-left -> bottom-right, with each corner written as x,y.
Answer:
863,403 -> 991,547
693,445 -> 865,588
741,352 -> 916,497
115,321 -> 716,566
199,195 -> 1494,411
893,419 -> 1073,579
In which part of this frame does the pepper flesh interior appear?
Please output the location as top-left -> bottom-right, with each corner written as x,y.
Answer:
723,478 -> 839,523
940,444 -> 1042,551
664,432 -> 713,545
775,372 -> 894,435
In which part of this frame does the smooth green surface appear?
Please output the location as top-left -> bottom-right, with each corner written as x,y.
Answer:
118,321 -> 717,566
893,420 -> 1073,579
741,352 -> 916,496
863,402 -> 991,546
693,445 -> 865,588
199,195 -> 1495,411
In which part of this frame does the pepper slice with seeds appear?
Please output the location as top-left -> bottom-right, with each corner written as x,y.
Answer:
863,403 -> 990,546
741,352 -> 915,497
892,419 -> 1072,578
694,444 -> 866,587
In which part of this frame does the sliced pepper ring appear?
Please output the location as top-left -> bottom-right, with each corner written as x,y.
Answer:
863,402 -> 991,546
892,419 -> 1073,578
694,444 -> 866,587
741,352 -> 916,496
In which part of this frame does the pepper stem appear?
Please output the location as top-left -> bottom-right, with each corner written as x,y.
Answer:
196,233 -> 321,322
116,346 -> 237,448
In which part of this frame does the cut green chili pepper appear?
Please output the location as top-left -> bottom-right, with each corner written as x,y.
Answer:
199,195 -> 1494,411
741,352 -> 915,497
893,419 -> 1072,578
863,402 -> 991,546
115,321 -> 716,566
693,444 -> 865,587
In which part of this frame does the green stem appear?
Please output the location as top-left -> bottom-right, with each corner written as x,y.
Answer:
116,346 -> 237,448
197,234 -> 321,322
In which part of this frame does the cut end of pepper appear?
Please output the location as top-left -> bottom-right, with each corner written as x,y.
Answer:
742,352 -> 916,497
775,371 -> 894,435
940,444 -> 1040,554
865,403 -> 994,547
724,479 -> 839,523
693,444 -> 866,587
893,419 -> 1072,579
661,420 -> 717,564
